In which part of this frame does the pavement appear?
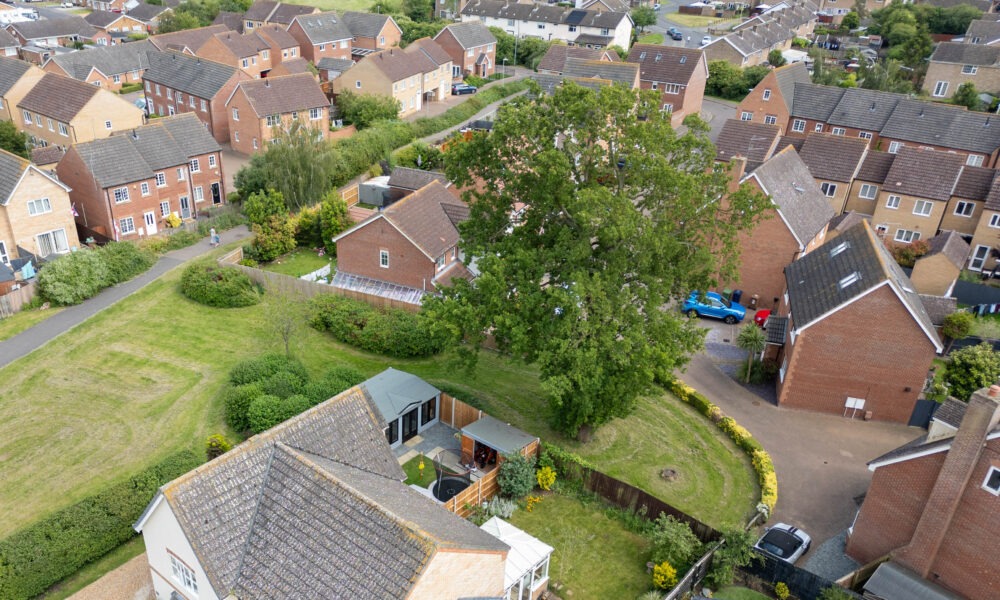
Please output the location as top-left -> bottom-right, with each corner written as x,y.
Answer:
678,319 -> 922,567
68,554 -> 152,600
0,225 -> 252,370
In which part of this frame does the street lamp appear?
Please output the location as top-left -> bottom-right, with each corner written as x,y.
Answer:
502,57 -> 507,77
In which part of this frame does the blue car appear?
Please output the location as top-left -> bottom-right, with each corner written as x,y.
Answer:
682,291 -> 746,324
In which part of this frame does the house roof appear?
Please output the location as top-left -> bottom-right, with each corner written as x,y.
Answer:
626,44 -> 702,85
0,56 -> 32,95
290,11 -> 352,44
212,10 -> 244,32
244,0 -> 278,21
342,11 -> 397,39
918,294 -> 958,327
0,28 -> 17,49
71,135 -> 153,189
382,180 -> 468,258
48,39 -> 153,80
149,24 -> 229,53
824,87 -> 903,132
536,44 -> 617,74
714,118 -> 780,167
882,147 -> 966,202
316,56 -> 354,73
789,82 -> 845,122
127,121 -> 189,170
561,57 -> 637,86
856,150 -> 896,183
481,517 -> 553,591
965,18 -> 1000,44
931,397 -> 967,429
409,37 -> 452,67
30,145 -> 64,167
529,71 -> 615,94
953,165 -> 995,199
18,72 -> 100,123
796,133 -> 869,183
361,367 -> 440,423
864,562 -> 964,600
150,111 -> 221,156
267,56 -> 310,76
0,149 -> 29,205
365,46 -> 438,82
931,41 -> 1000,66
462,415 -> 536,455
437,20 -> 496,49
128,2 -> 171,23
828,210 -> 868,235
230,73 -> 328,116
773,61 -> 810,112
9,16 -> 97,41
775,134 -> 804,154
143,49 -> 239,100
388,166 -> 448,191
923,230 -> 970,270
881,99 -> 1000,155
460,0 -> 630,29
784,220 -> 941,350
84,10 -> 125,29
745,146 -> 836,248
268,2 -> 316,24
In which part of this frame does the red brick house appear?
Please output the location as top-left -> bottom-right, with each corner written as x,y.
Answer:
287,11 -> 353,64
536,44 -> 618,75
714,118 -> 781,173
625,44 -> 707,128
433,21 -> 496,79
148,24 -> 230,55
342,11 -> 401,52
332,180 -> 470,297
845,387 -> 1000,600
56,113 -> 224,240
196,25 -> 300,79
775,220 -> 943,423
225,73 -> 330,155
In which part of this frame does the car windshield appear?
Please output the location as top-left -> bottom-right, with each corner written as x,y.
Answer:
758,530 -> 802,558
717,296 -> 731,308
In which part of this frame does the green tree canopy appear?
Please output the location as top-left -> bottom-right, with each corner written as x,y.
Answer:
767,49 -> 786,67
396,16 -> 448,45
631,6 -> 657,32
952,81 -> 980,110
336,91 -> 401,129
944,342 -> 1000,401
0,121 -> 28,158
489,27 -> 551,68
942,312 -> 975,354
234,123 -> 338,210
243,189 -> 286,226
425,82 -> 766,436
842,10 -> 860,30
737,324 -> 766,383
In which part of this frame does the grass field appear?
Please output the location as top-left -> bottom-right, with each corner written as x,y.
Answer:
638,33 -> 665,45
509,493 -> 652,599
668,13 -> 731,28
716,586 -> 772,600
0,306 -> 62,342
260,247 -> 335,277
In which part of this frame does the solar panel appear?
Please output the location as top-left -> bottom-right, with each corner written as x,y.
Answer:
566,10 -> 587,25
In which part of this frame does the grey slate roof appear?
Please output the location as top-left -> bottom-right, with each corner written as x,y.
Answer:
316,56 -> 354,73
856,151 -> 895,183
923,230 -> 970,270
438,20 -> 496,49
0,150 -> 29,205
881,99 -> 1000,155
244,0 -> 278,21
212,10 -> 243,32
714,118 -> 780,166
49,39 -> 153,80
784,221 -> 940,348
18,72 -> 99,123
84,10 -> 124,29
0,29 -> 18,49
388,166 -> 448,191
126,123 -> 188,170
231,73 -> 328,117
864,562 -> 963,600
774,61 -> 810,112
460,0 -> 629,29
965,18 -> 1000,44
9,16 -> 97,41
953,165 -> 995,200
529,71 -> 616,94
747,146 -> 836,248
930,41 -> 1000,66
142,49 -> 239,100
342,11 -> 397,39
828,210 -> 869,234
128,2 -> 171,23
361,367 -> 440,423
148,24 -> 229,53
919,294 -> 958,327
881,147 -> 966,202
796,133 -> 869,183
462,415 -> 536,454
0,57 -> 32,95
290,11 -> 352,44
931,398 -> 967,428
536,44 -> 617,74
824,87 -> 902,132
561,57 -> 637,86
73,135 -> 153,189
789,82 -> 844,122
625,44 -> 703,86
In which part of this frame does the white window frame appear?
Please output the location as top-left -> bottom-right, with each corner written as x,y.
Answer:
190,159 -> 200,173
160,200 -> 169,217
764,115 -> 777,125
169,554 -> 199,595
27,197 -> 52,216
913,200 -> 933,216
886,195 -> 900,209
984,466 -> 1000,495
932,81 -> 948,97
955,201 -> 975,217
194,186 -> 204,202
119,216 -> 135,235
208,154 -> 217,168
967,154 -> 984,167
176,168 -> 185,182
266,114 -> 279,127
991,213 -> 1000,228
309,107 -> 322,120
155,172 -> 166,187
831,127 -> 846,136
859,131 -> 873,140
820,182 -> 837,197
792,119 -> 805,133
664,83 -> 681,94
379,249 -> 389,268
762,88 -> 771,101
140,182 -> 150,196
894,228 -> 920,243
113,187 -> 130,203
740,111 -> 752,121
962,64 -> 978,75
814,123 -> 823,132
22,110 -> 30,125
232,108 -> 239,121
0,240 -> 7,265
58,122 -> 68,137
36,229 -> 68,256
859,184 -> 877,200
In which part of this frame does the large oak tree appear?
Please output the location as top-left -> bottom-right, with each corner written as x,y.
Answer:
426,82 -> 765,436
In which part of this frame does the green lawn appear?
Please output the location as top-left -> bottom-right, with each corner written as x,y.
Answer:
0,306 -> 62,342
668,13 -> 728,27
638,32 -> 665,45
285,0 -> 373,11
715,586 -> 772,600
260,247 -> 335,277
401,454 -> 434,486
40,537 -> 146,600
968,314 -> 1000,339
509,492 -> 652,599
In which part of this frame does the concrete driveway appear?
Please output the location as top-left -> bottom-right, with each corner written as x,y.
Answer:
677,324 -> 921,553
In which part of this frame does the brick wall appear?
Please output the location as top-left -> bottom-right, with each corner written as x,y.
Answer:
843,178 -> 880,214
0,167 -> 80,260
725,192 -> 802,308
735,69 -> 790,129
923,61 -> 1000,101
143,73 -> 247,144
870,191 -> 944,245
335,217 -> 436,290
188,150 -> 225,208
939,196 -> 982,236
0,66 -> 44,123
777,284 -> 936,423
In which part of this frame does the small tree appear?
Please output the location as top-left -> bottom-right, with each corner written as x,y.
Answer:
336,91 -> 401,129
842,11 -> 860,29
737,323 -> 767,383
942,311 -> 974,354
767,49 -> 787,66
953,81 -> 980,110
0,121 -> 28,158
265,289 -> 307,357
497,453 -> 537,499
243,188 -> 287,226
631,6 -> 657,33
649,514 -> 702,571
705,528 -> 758,588
944,342 -> 1000,401
319,190 -> 352,248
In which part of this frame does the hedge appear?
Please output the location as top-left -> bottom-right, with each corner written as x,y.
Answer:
308,294 -> 444,358
229,353 -> 310,386
0,450 -> 202,600
180,263 -> 262,308
540,441 -> 597,485
666,379 -> 777,513
37,242 -> 155,306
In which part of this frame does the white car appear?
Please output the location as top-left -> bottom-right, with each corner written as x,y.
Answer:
754,523 -> 812,564
60,1 -> 74,6
701,35 -> 712,46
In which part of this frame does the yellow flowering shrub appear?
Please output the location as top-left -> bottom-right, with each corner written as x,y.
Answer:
652,561 -> 678,590
536,466 -> 556,491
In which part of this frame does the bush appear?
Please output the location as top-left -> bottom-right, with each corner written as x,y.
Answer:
0,450 -> 201,600
163,230 -> 202,251
247,394 -> 312,433
738,358 -> 780,385
392,141 -> 443,170
484,495 -> 517,518
775,582 -> 790,600
706,528 -> 759,589
652,561 -> 678,590
819,586 -> 855,600
260,370 -> 308,399
539,442 -> 595,483
302,365 -> 365,404
37,249 -> 111,305
308,294 -> 444,358
497,453 -> 537,499
223,383 -> 263,433
98,242 -> 156,284
336,90 -> 401,129
229,353 -> 310,386
205,433 -> 232,460
944,342 -> 1000,401
180,264 -> 262,308
536,465 -> 556,491
463,74 -> 487,87
251,215 -> 297,262
649,514 -> 702,572
195,207 -> 246,235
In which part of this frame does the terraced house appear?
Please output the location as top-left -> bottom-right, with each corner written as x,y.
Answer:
626,44 -> 707,127
702,1 -> 818,67
242,0 -> 317,30
225,73 -> 330,155
0,57 -> 44,124
924,42 -> 1000,100
333,44 -> 452,118
196,25 -> 300,79
42,39 -> 153,91
460,0 -> 633,51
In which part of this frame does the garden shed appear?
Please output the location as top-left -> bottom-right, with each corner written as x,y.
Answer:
460,415 -> 537,472
363,367 -> 441,449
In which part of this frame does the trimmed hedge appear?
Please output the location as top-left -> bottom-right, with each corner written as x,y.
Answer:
308,294 -> 444,358
228,353 -> 310,386
666,379 -> 777,513
180,264 -> 262,308
0,450 -> 202,600
37,242 -> 155,306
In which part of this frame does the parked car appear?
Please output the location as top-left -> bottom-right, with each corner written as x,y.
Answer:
754,308 -> 772,328
668,27 -> 683,41
754,523 -> 811,564
682,291 -> 746,324
653,3 -> 661,9
701,35 -> 712,46
452,83 -> 477,95
60,1 -> 73,6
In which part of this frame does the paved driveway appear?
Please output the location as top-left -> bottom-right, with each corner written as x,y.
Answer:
677,325 -> 921,553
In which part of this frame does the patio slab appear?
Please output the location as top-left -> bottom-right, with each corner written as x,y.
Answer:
393,422 -> 462,463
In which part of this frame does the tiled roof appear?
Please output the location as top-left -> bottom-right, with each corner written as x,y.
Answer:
84,10 -> 124,28
0,149 -> 29,204
789,82 -> 844,121
18,72 -> 99,123
49,39 -> 153,80
561,57 -> 637,86
919,294 -> 958,327
529,71 -> 611,94
437,21 -> 495,49
828,211 -> 869,234
127,122 -> 189,170
626,44 -> 703,85
536,44 -> 617,74
149,24 -> 229,53
923,230 -> 970,270
30,145 -> 64,166
388,166 -> 448,191
784,220 -> 940,348
775,134 -> 804,153
342,11 -> 396,39
931,397 -> 967,428
409,37 -> 451,67
244,0 -> 278,21
773,61 -> 810,112
316,56 -> 354,73
881,99 -> 1000,155
381,180 -> 467,258
953,165 -> 995,200
9,16 -> 97,41
149,112 -> 220,156
267,56 -> 310,76
365,47 -> 437,82
856,151 -> 895,183
882,147 -> 966,202
212,10 -> 244,32
930,41 -> 1000,66
290,11 -> 352,44
0,57 -> 32,95
965,18 -> 1000,44
72,135 -> 153,189
0,29 -> 18,49
232,73 -> 328,117
824,87 -> 902,132
985,174 -> 1000,210
748,146 -> 836,248
796,133 -> 869,183
268,2 -> 316,24
255,23 -> 298,48
213,30 -> 267,58
460,0 -> 629,29
143,49 -> 239,100
714,118 -> 780,165
128,2 -> 171,23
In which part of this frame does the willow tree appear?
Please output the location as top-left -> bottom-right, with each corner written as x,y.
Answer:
425,81 -> 765,436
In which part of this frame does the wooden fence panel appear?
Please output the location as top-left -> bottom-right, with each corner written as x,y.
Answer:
0,282 -> 37,318
341,183 -> 359,206
445,469 -> 501,518
441,393 -> 483,429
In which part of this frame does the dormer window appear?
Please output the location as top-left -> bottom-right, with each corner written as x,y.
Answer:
839,272 -> 860,288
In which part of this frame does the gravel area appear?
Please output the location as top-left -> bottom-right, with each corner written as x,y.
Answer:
69,554 -> 152,600
801,529 -> 861,580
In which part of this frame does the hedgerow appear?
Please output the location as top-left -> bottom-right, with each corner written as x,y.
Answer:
308,294 -> 444,358
37,242 -> 155,306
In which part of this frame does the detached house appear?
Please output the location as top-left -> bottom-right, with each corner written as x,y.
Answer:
0,148 -> 78,266
16,72 -> 144,149
287,11 -> 353,64
333,180 -> 471,301
845,386 -> 1000,600
6,17 -> 106,52
142,49 -> 250,144
43,39 -> 153,91
84,10 -> 147,44
57,113 -> 224,240
0,29 -> 20,58
127,2 -> 172,33
626,44 -> 707,127
225,73 -> 330,155
776,221 -> 942,423
0,57 -> 45,124
434,21 -> 496,78
342,11 -> 402,52
536,44 -> 619,75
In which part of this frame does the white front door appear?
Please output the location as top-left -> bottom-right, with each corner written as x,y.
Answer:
144,211 -> 157,235
179,196 -> 191,219
971,245 -> 991,271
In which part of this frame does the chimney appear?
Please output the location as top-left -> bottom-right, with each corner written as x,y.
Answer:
728,156 -> 748,191
894,385 -> 1000,578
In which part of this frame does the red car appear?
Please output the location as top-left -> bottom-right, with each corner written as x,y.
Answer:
754,309 -> 772,328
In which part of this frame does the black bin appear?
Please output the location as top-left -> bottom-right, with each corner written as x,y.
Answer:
731,289 -> 743,304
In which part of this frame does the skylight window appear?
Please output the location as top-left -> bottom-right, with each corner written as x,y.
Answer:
830,241 -> 850,257
839,272 -> 861,289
